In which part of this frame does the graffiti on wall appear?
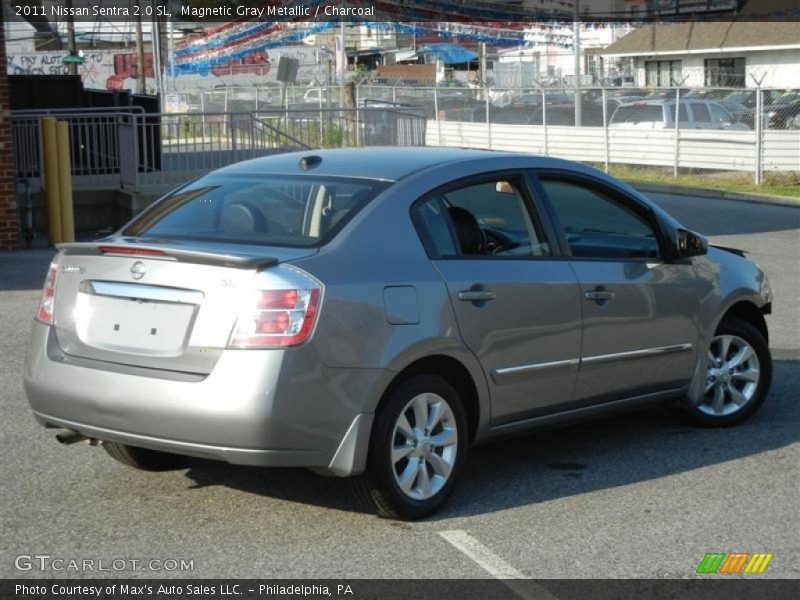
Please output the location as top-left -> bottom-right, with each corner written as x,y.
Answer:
6,50 -> 156,91
6,47 -> 326,91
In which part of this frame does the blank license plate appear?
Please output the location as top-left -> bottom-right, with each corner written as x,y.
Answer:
76,295 -> 196,356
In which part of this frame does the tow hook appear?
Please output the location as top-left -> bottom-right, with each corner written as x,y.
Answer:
55,430 -> 98,446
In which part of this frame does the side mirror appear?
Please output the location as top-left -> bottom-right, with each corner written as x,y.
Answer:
675,229 -> 708,258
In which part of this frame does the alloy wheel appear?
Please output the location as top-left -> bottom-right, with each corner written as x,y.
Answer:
699,334 -> 761,416
391,392 -> 458,500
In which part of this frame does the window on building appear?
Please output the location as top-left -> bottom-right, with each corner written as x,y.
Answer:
586,53 -> 604,83
704,57 -> 745,87
645,60 -> 682,86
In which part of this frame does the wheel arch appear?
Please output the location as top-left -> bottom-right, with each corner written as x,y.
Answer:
377,354 -> 483,442
719,300 -> 769,344
685,297 -> 770,407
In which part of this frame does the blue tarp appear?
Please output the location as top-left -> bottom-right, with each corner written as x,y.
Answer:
418,44 -> 479,65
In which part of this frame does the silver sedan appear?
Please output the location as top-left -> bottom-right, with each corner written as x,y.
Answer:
24,148 -> 773,519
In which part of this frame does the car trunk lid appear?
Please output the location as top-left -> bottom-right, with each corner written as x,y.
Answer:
52,239 -> 317,374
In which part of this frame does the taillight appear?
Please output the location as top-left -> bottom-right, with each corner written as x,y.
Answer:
37,262 -> 58,324
228,266 -> 322,348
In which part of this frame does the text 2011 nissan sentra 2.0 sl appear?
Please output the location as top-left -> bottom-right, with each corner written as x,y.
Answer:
24,148 -> 772,520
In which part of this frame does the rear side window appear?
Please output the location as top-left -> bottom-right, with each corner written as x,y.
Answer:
413,178 -> 551,258
124,175 -> 386,247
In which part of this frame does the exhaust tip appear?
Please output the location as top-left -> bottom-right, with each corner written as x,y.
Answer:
55,430 -> 89,445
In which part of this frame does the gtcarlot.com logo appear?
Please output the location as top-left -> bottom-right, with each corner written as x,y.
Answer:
696,552 -> 773,574
14,554 -> 194,572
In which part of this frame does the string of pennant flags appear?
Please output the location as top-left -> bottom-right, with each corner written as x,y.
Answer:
171,0 -> 800,74
173,21 -> 580,73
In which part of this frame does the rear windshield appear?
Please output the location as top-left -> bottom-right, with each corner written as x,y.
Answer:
123,174 -> 388,247
611,105 -> 664,124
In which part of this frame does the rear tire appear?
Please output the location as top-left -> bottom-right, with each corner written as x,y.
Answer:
684,317 -> 772,427
103,442 -> 187,471
351,375 -> 468,520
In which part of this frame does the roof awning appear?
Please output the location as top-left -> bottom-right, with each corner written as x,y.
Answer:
418,43 -> 478,65
393,49 -> 418,62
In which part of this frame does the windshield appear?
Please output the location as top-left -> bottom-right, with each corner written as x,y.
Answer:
123,174 -> 388,247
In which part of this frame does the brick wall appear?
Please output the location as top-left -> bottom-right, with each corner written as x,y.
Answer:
0,29 -> 20,250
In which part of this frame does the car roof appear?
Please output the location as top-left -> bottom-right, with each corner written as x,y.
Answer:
213,147 -> 550,182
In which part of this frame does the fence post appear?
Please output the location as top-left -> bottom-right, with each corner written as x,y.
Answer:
434,87 -> 441,146
602,87 -> 609,173
255,87 -> 259,113
230,114 -> 236,156
392,86 -> 397,103
542,87 -> 548,156
485,90 -> 491,150
755,86 -> 763,185
200,92 -> 206,138
673,87 -> 681,178
355,85 -> 361,147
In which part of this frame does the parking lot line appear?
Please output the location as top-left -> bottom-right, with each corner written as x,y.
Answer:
438,530 -> 558,600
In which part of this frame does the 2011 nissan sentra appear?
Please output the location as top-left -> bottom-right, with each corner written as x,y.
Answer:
24,148 -> 773,519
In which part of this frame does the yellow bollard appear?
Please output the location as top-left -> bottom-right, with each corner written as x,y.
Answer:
41,117 -> 62,245
56,121 -> 75,243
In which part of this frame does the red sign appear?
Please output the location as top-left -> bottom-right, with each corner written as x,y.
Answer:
113,52 -> 154,79
105,75 -> 125,91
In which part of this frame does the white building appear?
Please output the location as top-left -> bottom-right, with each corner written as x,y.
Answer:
601,22 -> 800,88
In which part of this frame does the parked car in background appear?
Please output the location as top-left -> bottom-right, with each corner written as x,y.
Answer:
25,148 -> 773,520
610,99 -> 748,130
758,92 -> 800,129
493,92 -> 573,124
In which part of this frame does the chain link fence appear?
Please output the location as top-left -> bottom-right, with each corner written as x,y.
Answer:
165,83 -> 798,188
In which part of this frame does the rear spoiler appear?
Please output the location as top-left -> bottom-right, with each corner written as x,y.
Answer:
56,242 -> 278,270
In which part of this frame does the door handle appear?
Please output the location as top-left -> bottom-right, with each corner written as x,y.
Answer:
584,289 -> 615,301
458,290 -> 496,302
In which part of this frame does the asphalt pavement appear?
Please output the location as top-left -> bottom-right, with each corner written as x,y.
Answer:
0,193 -> 798,580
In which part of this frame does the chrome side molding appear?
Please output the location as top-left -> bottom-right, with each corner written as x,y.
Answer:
581,343 -> 693,366
492,344 -> 693,383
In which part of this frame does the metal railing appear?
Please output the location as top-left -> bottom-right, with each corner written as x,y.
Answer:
12,106 -> 428,192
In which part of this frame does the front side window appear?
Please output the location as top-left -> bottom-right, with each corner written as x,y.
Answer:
124,174 -> 386,247
539,179 -> 659,260
709,103 -> 732,124
413,178 -> 551,258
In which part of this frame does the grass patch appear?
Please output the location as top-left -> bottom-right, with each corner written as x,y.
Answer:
602,164 -> 800,199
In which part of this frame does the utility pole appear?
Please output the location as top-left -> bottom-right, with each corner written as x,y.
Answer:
65,0 -> 77,76
151,1 -> 163,99
134,0 -> 146,94
573,0 -> 582,127
167,17 -> 175,92
479,42 -> 487,90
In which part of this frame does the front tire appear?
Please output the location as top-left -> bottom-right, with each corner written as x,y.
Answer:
103,442 -> 187,471
685,317 -> 772,427
352,375 -> 468,520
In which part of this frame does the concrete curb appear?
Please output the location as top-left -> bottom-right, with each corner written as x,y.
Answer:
626,181 -> 800,208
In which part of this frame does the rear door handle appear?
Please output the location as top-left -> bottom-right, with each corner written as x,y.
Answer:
584,290 -> 615,301
458,290 -> 496,302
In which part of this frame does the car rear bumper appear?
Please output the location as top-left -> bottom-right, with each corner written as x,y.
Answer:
24,321 -> 385,475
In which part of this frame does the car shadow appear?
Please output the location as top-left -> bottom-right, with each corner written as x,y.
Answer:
181,358 -> 798,520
